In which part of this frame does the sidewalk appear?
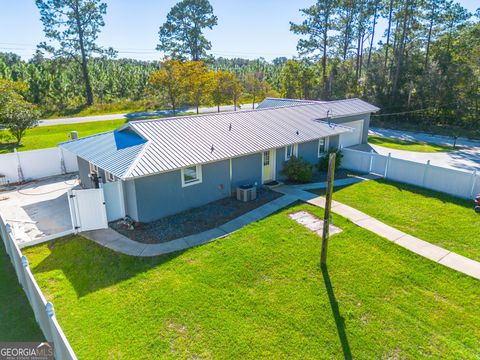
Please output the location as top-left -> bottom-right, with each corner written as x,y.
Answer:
81,194 -> 297,257
275,180 -> 480,280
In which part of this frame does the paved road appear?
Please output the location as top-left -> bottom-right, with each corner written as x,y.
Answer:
369,127 -> 480,148
39,103 -> 257,127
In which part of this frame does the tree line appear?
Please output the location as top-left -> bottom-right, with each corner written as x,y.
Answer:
0,0 -> 479,143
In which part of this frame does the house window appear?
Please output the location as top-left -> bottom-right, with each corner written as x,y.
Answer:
285,144 -> 298,160
181,165 -> 202,187
318,138 -> 329,157
105,171 -> 115,182
89,162 -> 99,175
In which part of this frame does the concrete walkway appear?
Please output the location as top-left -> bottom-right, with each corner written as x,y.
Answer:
275,180 -> 480,280
81,194 -> 297,257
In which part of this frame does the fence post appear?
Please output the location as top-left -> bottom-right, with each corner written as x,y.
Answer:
422,160 -> 431,187
369,150 -> 374,173
14,148 -> 24,183
470,170 -> 477,198
384,153 -> 391,178
59,148 -> 67,175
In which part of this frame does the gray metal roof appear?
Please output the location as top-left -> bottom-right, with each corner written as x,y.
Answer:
60,131 -> 146,178
60,98 -> 379,180
256,97 -> 327,109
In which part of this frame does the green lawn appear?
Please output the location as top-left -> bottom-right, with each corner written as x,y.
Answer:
0,119 -> 127,154
368,135 -> 454,152
0,246 -> 44,341
311,179 -> 480,261
23,203 -> 480,359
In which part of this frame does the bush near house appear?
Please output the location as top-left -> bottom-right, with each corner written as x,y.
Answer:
318,149 -> 343,172
281,156 -> 313,183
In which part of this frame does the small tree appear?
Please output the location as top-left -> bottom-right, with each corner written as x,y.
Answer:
1,100 -> 39,145
243,72 -> 271,109
148,59 -> 186,114
211,70 -> 234,112
183,61 -> 214,113
0,80 -> 39,145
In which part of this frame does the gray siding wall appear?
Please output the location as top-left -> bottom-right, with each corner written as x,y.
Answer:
298,140 -> 319,164
329,135 -> 340,150
332,113 -> 370,144
124,180 -> 139,221
134,159 -> 231,222
275,147 -> 286,180
77,156 -> 109,188
231,152 -> 262,190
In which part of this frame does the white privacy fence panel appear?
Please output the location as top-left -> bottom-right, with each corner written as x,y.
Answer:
425,165 -> 475,199
341,148 -> 479,199
0,214 -> 77,360
387,157 -> 426,187
0,147 -> 78,184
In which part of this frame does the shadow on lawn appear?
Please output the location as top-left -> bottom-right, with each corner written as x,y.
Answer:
31,236 -> 185,298
321,264 -> 352,360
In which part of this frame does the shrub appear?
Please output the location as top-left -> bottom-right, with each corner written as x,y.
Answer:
318,149 -> 343,172
281,156 -> 313,183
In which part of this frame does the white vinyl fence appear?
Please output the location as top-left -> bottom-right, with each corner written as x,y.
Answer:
0,147 -> 78,184
342,148 -> 480,199
0,214 -> 77,360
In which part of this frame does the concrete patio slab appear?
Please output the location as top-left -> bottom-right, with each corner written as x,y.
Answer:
289,210 -> 342,236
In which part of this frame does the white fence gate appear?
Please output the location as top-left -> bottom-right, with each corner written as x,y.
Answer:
341,148 -> 480,199
103,181 -> 126,222
68,188 -> 108,232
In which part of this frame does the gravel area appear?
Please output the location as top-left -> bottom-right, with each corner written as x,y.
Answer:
111,189 -> 282,244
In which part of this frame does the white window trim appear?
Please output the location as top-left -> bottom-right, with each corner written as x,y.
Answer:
105,171 -> 115,182
181,165 -> 203,187
317,137 -> 330,158
285,143 -> 298,161
89,162 -> 99,175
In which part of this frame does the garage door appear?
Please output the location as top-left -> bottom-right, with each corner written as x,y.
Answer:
339,120 -> 364,147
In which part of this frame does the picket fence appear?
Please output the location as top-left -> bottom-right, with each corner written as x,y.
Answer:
0,147 -> 78,184
341,148 -> 480,199
0,214 -> 77,359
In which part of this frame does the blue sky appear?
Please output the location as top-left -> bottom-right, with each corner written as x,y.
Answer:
0,0 -> 478,61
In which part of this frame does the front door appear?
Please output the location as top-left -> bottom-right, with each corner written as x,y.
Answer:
262,150 -> 275,183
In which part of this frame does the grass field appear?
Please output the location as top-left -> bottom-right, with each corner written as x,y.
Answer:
0,120 -> 127,154
311,179 -> 480,261
0,246 -> 44,341
23,202 -> 480,359
368,135 -> 454,152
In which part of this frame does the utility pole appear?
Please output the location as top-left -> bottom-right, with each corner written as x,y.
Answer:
321,153 -> 336,265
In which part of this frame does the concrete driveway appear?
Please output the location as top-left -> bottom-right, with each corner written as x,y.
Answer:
369,127 -> 480,148
0,174 -> 79,245
362,127 -> 480,171
352,143 -> 480,172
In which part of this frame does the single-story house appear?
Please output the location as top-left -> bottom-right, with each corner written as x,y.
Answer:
60,98 -> 379,223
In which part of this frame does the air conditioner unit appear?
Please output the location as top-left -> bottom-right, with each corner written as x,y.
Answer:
236,185 -> 257,202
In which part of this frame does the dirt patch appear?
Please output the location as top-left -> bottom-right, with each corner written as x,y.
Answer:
111,189 -> 282,244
